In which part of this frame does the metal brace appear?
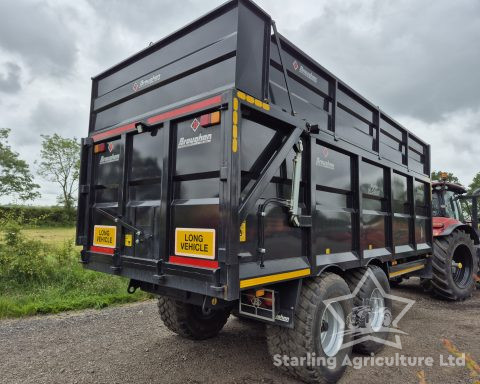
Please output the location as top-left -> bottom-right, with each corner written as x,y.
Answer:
95,207 -> 152,243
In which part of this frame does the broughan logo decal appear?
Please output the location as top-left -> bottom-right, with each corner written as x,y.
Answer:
316,146 -> 334,170
191,118 -> 200,132
177,133 -> 212,149
132,73 -> 162,92
292,60 -> 318,84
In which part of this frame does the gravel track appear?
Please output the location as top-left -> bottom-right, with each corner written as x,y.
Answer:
1,279 -> 479,384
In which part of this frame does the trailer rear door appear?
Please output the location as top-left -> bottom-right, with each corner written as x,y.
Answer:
77,97 -> 227,290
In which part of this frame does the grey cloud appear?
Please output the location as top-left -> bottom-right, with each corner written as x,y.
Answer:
0,1 -> 79,77
84,0 -> 223,70
26,100 -> 86,139
0,62 -> 22,93
285,0 -> 480,122
85,0 -> 213,37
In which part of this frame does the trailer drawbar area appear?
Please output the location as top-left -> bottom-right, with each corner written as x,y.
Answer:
76,1 -> 477,382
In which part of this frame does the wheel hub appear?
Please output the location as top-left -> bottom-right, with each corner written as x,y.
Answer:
369,288 -> 386,332
451,244 -> 473,289
320,302 -> 345,357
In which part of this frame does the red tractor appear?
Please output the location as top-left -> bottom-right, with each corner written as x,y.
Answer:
427,177 -> 480,299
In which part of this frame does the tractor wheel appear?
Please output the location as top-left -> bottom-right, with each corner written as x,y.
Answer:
431,230 -> 478,300
266,273 -> 353,384
420,278 -> 433,293
344,266 -> 392,355
157,296 -> 230,340
477,249 -> 480,286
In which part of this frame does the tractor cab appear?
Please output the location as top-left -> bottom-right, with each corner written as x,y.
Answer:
432,179 -> 479,239
432,181 -> 467,234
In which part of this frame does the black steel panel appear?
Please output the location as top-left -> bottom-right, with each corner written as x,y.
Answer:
174,118 -> 222,176
96,6 -> 239,96
94,35 -> 237,113
360,161 -> 385,197
236,1 -> 271,100
393,217 -> 410,246
337,88 -> 373,123
361,213 -> 386,250
94,138 -> 123,186
94,57 -> 235,131
314,209 -> 353,255
131,131 -> 163,180
314,143 -> 352,191
392,172 -> 409,214
269,40 -> 330,95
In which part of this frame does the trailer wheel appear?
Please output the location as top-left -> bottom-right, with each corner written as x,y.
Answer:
432,230 -> 477,300
157,297 -> 230,340
344,266 -> 392,355
266,273 -> 353,384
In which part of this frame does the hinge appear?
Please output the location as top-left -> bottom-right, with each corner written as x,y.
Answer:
77,235 -> 87,246
82,137 -> 93,146
79,249 -> 90,264
79,184 -> 90,194
220,166 -> 228,181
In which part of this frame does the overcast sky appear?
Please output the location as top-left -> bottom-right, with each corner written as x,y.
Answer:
0,0 -> 479,205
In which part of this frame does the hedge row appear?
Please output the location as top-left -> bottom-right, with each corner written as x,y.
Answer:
0,206 -> 76,227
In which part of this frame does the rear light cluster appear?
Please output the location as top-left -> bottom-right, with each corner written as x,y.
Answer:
94,143 -> 106,154
199,111 -> 221,127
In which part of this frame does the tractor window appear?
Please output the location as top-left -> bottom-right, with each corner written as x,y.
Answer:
432,193 -> 441,217
444,191 -> 463,221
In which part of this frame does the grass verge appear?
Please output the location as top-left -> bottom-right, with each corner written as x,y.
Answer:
0,225 -> 150,319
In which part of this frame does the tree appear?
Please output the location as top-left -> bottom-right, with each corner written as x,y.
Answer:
467,172 -> 480,194
431,170 -> 460,184
0,128 -> 40,201
37,134 -> 80,216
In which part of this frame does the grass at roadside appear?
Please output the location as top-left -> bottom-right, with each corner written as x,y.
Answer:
0,225 -> 150,319
22,227 -> 80,247
0,227 -> 79,247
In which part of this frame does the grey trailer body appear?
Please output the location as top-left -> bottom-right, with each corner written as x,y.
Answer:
77,0 -> 433,335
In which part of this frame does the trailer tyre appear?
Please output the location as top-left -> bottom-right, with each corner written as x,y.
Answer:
432,230 -> 477,300
157,297 -> 230,340
266,273 -> 353,384
344,266 -> 392,355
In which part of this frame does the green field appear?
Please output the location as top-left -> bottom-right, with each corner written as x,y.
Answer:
22,227 -> 79,246
0,225 -> 149,319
